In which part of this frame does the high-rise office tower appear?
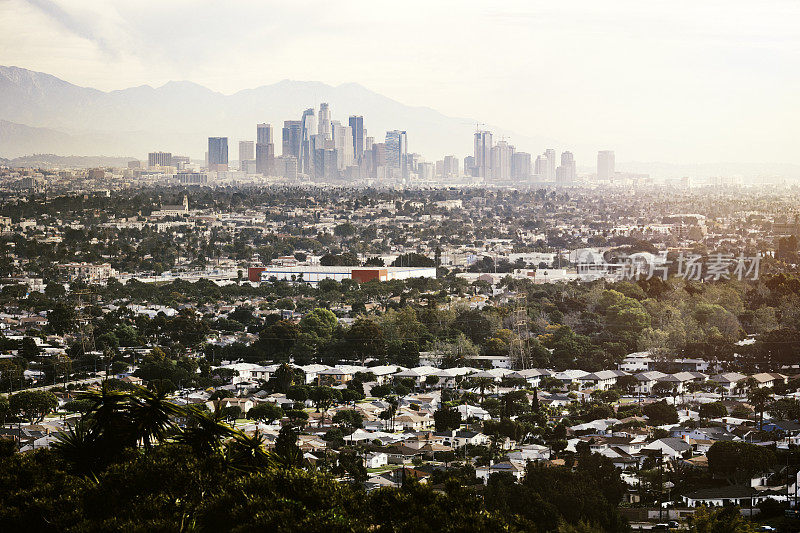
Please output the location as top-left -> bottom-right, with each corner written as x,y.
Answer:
348,116 -> 364,161
545,148 -> 556,180
473,131 -> 493,178
208,137 -> 228,172
365,136 -> 374,151
318,103 -> 331,140
597,150 -> 615,180
148,152 -> 172,168
371,142 -> 387,179
332,122 -> 354,169
535,154 -> 548,178
257,123 -> 273,145
385,130 -> 408,179
464,156 -> 475,177
491,140 -> 512,180
512,152 -> 531,180
282,120 -> 302,158
239,141 -> 254,162
256,143 -> 274,175
300,108 -> 317,175
556,151 -> 576,183
256,123 -> 274,175
443,155 -> 459,178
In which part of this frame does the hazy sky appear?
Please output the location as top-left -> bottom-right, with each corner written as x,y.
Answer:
1,0 -> 799,165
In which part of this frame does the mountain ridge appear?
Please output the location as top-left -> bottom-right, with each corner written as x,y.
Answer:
0,65 -> 545,160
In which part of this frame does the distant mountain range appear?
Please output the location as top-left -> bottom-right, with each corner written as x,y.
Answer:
0,65 -> 545,160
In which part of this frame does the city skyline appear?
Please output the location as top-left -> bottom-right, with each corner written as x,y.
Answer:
1,1 -> 798,166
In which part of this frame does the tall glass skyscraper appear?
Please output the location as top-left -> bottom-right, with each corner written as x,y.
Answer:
385,130 -> 408,179
282,120 -> 302,158
348,115 -> 364,161
208,137 -> 228,172
300,108 -> 316,175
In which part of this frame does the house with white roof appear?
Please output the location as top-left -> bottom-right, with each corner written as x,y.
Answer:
634,371 -> 667,394
553,369 -> 591,387
750,373 -> 787,389
393,366 -> 439,387
299,364 -> 330,384
618,351 -> 654,372
576,369 -> 624,390
514,368 -> 552,388
710,372 -> 747,393
641,437 -> 692,459
457,404 -> 491,421
367,365 -> 404,384
655,371 -> 697,394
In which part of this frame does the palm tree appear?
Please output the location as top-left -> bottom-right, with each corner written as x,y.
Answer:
177,404 -> 236,456
76,382 -> 135,453
127,385 -> 183,450
472,377 -> 495,402
52,420 -> 102,475
225,429 -> 277,473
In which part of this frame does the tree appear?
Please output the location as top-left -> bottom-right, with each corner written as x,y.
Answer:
433,406 -> 462,432
19,337 -> 40,360
47,301 -> 76,335
248,403 -> 284,424
707,441 -> 775,485
9,390 -> 58,423
698,401 -> 728,420
331,410 -> 363,432
747,386 -> 772,430
391,253 -> 435,267
272,363 -> 295,393
308,386 -> 341,413
345,319 -> 385,365
615,374 -> 638,394
472,377 -> 495,401
299,308 -> 338,340
259,320 -> 299,362
0,395 -> 9,426
274,425 -> 303,467
768,397 -> 800,421
688,506 -> 756,532
642,400 -> 678,425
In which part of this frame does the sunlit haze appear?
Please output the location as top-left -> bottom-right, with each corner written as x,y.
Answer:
2,0 -> 799,167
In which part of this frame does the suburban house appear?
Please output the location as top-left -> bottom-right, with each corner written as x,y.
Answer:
641,437 -> 692,459
634,371 -> 667,394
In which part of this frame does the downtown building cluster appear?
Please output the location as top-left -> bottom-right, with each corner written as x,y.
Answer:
142,104 -> 620,185
468,131 -> 578,184
200,103 -> 411,183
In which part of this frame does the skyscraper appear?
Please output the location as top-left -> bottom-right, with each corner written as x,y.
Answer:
348,116 -> 364,161
300,108 -> 317,175
332,122 -> 354,169
545,148 -> 556,181
256,123 -> 274,175
282,120 -> 302,158
385,130 -> 408,179
534,154 -> 548,178
239,141 -> 254,162
443,155 -> 459,178
511,152 -> 531,180
556,151 -> 576,183
597,150 -> 615,180
257,123 -> 273,145
473,131 -> 492,178
148,152 -> 172,168
491,140 -> 512,180
208,137 -> 228,172
318,103 -> 331,140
